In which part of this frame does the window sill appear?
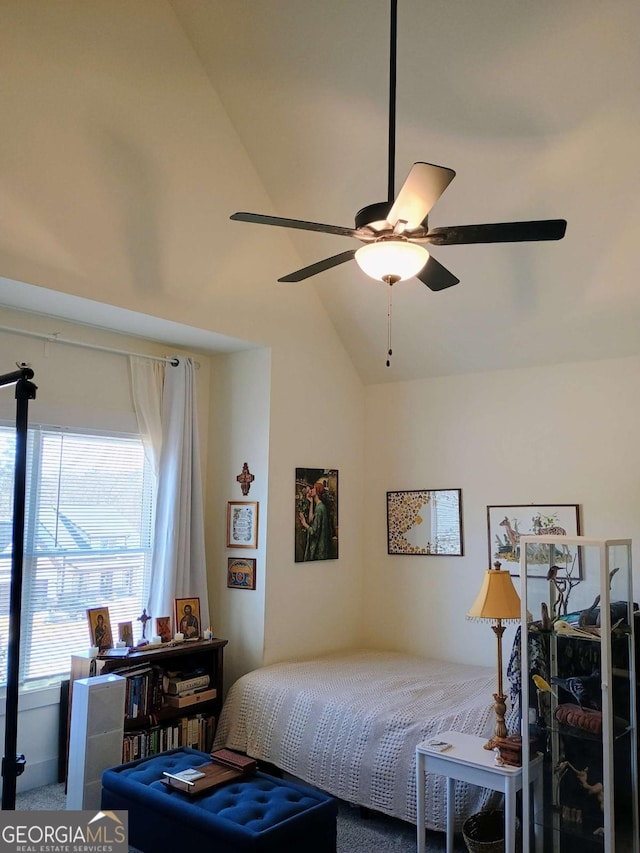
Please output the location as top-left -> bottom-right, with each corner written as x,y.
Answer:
0,683 -> 61,714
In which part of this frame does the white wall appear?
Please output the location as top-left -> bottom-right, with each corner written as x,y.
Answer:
261,340 -> 366,665
364,356 -> 640,668
206,348 -> 271,691
207,341 -> 367,680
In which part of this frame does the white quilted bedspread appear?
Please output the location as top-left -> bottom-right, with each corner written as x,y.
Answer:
213,649 -> 503,831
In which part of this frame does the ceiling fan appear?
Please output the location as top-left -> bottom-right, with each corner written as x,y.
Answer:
230,0 -> 566,361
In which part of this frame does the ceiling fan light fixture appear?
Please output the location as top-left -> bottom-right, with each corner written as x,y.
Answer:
355,239 -> 429,282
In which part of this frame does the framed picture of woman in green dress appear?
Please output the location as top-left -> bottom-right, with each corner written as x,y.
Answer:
295,468 -> 338,562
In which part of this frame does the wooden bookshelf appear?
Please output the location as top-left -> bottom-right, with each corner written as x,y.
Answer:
66,638 -> 228,777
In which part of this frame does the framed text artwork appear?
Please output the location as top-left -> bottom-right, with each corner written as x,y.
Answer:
227,501 -> 259,549
227,558 -> 257,590
487,504 -> 581,578
386,489 -> 463,556
295,468 -> 339,562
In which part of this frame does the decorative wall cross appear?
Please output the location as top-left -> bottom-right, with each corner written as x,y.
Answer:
236,462 -> 255,496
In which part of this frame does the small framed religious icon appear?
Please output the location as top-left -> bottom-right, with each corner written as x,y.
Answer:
87,607 -> 113,651
117,621 -> 134,647
155,615 -> 172,643
174,597 -> 201,640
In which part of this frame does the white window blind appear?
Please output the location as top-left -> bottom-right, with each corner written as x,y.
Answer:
0,425 -> 154,687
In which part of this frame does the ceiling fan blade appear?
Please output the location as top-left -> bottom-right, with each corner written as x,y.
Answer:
387,162 -> 456,230
426,219 -> 567,245
278,250 -> 356,282
231,211 -> 358,238
416,255 -> 460,291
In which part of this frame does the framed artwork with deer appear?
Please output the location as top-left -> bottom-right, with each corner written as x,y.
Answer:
487,504 -> 581,578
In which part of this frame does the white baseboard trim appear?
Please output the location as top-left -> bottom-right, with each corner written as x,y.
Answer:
4,756 -> 60,795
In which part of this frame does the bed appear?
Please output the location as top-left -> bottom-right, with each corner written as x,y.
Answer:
213,649 -> 506,831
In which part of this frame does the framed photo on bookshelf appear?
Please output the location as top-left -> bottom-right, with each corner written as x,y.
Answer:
117,620 -> 134,647
155,615 -> 172,643
175,597 -> 201,639
86,606 -> 113,651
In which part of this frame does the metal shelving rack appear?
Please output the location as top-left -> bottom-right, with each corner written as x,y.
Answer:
520,536 -> 638,853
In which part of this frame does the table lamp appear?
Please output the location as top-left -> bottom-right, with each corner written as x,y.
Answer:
467,560 -> 521,749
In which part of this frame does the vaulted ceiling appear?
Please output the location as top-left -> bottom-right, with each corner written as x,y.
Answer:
169,0 -> 640,384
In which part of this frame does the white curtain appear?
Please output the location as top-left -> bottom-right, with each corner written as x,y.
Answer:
129,355 -> 210,632
129,357 -> 164,477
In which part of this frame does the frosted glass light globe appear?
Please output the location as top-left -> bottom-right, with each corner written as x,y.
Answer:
355,240 -> 429,282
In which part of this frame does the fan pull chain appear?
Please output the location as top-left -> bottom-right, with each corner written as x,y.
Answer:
386,280 -> 393,367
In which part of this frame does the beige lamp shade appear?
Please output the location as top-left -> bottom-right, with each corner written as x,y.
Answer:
467,567 -> 521,622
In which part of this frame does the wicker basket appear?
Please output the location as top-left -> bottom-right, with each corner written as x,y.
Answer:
462,809 -> 520,853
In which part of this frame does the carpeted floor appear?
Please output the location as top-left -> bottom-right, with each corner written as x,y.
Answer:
15,782 -> 468,852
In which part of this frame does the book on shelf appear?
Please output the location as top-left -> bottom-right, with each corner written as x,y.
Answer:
121,712 -> 217,763
114,665 -> 163,720
166,674 -> 210,695
164,687 -> 217,709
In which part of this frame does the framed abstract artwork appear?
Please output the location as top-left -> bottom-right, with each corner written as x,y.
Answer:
487,504 -> 581,577
295,468 -> 339,562
386,489 -> 463,555
227,558 -> 257,590
226,501 -> 259,549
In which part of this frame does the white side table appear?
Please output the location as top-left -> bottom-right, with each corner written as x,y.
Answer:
416,730 -> 542,853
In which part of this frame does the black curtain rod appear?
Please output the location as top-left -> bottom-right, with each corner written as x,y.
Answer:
0,367 -> 34,388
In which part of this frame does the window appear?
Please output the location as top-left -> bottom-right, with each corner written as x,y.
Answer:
0,425 -> 154,687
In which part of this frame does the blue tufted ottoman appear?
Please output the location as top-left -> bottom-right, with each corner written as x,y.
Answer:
101,747 -> 337,853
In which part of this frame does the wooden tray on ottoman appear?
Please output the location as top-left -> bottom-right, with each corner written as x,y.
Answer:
162,750 -> 257,795
162,762 -> 243,794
